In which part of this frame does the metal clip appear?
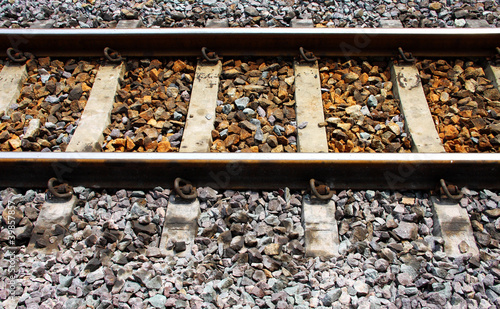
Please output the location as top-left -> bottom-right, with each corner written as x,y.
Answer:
310,178 -> 334,200
201,47 -> 219,63
398,47 -> 416,63
174,177 -> 197,199
104,47 -> 124,62
47,177 -> 73,199
439,179 -> 463,201
7,47 -> 30,63
299,47 -> 317,62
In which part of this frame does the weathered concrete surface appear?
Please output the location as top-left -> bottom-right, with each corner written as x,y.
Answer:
27,196 -> 77,254
380,19 -> 403,28
302,196 -> 339,257
485,65 -> 500,91
160,195 -> 201,257
432,197 -> 479,258
116,19 -> 143,28
391,64 -> 445,153
0,64 -> 27,117
291,18 -> 314,28
294,61 -> 329,153
180,61 -> 222,152
66,63 -> 125,152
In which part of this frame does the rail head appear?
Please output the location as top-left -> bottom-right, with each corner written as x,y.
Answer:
1,28 -> 499,57
0,152 -> 498,190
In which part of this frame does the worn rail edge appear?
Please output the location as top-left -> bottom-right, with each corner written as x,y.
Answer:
1,28 -> 499,57
0,153 -> 498,190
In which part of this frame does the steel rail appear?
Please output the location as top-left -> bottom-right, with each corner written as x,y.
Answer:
0,28 -> 499,58
0,152 -> 498,190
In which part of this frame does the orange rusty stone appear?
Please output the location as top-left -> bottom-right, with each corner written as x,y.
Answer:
172,60 -> 187,73
228,123 -> 241,134
460,127 -> 470,139
158,140 -> 172,152
126,136 -> 135,151
359,73 -> 369,85
105,143 -> 115,151
450,115 -> 460,124
113,138 -> 126,147
217,120 -> 230,130
454,144 -> 468,153
345,139 -> 355,152
224,134 -> 240,147
459,110 -> 472,118
211,130 -> 219,140
331,92 -> 346,105
240,129 -> 252,141
144,139 -> 158,151
277,135 -> 289,146
149,69 -> 159,82
81,83 -> 92,92
429,92 -> 440,103
285,124 -> 296,136
139,109 -> 154,121
443,125 -> 459,140
478,136 -> 492,150
7,138 -> 21,149
271,145 -> 284,153
211,139 -> 226,152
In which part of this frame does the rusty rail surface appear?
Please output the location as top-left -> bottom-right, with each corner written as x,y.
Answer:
0,153 -> 498,190
0,28 -> 499,58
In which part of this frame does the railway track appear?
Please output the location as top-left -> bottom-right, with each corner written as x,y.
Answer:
0,27 -> 500,308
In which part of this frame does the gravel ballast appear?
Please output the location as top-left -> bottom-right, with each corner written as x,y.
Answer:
1,186 -> 499,308
0,0 -> 498,29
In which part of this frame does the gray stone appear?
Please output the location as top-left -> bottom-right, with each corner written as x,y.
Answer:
401,264 -> 418,279
264,215 -> 280,226
455,19 -> 466,27
353,281 -> 369,296
405,287 -> 419,296
255,127 -> 264,143
147,294 -> 167,308
397,272 -> 413,286
379,248 -> 396,262
129,203 -> 149,217
86,267 -> 104,284
323,288 -> 342,306
235,97 -> 250,110
218,277 -> 234,290
59,275 -> 74,288
454,10 -> 468,19
393,221 -> 418,240
68,84 -> 83,101
253,270 -> 267,282
244,6 -> 260,17
123,281 -> 141,293
375,259 -> 389,272
132,268 -> 153,285
145,276 -> 162,290
64,298 -> 84,309
230,236 -> 244,251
